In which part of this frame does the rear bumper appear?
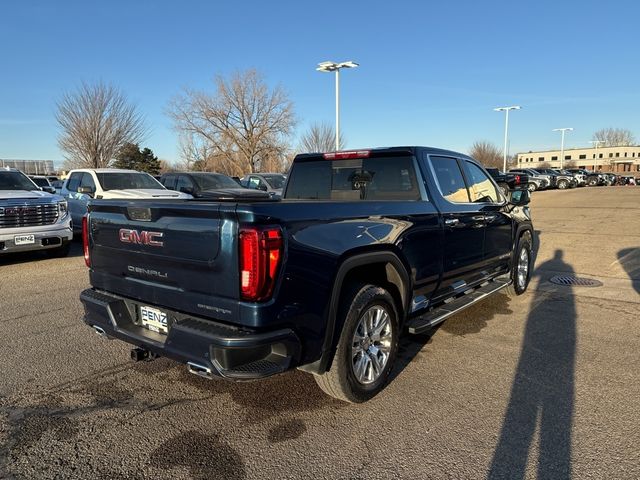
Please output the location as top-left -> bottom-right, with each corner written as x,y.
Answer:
80,289 -> 301,380
0,221 -> 73,254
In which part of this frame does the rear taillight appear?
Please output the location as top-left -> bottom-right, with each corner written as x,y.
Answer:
323,150 -> 371,160
239,226 -> 283,301
514,174 -> 521,184
82,215 -> 90,267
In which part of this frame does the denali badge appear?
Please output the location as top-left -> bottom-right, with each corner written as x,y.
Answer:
119,229 -> 164,247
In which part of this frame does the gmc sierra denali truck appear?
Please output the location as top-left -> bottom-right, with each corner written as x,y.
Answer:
1,168 -> 72,256
80,147 -> 534,403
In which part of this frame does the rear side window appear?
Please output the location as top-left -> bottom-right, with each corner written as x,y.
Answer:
66,172 -> 83,192
161,174 -> 177,190
430,156 -> 470,203
285,156 -> 421,201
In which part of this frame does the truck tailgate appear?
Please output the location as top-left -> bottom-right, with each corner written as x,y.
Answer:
87,200 -> 240,321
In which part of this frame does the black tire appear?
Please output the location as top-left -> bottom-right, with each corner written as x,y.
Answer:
314,284 -> 400,403
557,179 -> 568,189
588,178 -> 597,186
506,232 -> 533,297
527,182 -> 537,192
46,240 -> 71,258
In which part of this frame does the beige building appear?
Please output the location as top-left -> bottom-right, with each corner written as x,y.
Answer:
516,146 -> 640,172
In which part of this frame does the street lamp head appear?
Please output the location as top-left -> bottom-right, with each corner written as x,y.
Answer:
494,105 -> 521,112
553,127 -> 574,132
316,61 -> 359,72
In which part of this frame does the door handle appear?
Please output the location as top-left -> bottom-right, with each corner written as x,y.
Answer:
444,218 -> 460,227
471,215 -> 485,222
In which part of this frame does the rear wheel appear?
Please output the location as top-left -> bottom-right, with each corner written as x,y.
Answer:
314,284 -> 400,403
527,182 -> 537,192
506,233 -> 532,297
557,179 -> 568,189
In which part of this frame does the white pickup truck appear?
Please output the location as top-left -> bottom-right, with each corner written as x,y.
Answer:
0,168 -> 73,257
60,168 -> 191,231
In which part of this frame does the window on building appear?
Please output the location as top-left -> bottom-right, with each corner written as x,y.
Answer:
538,157 -> 544,162
579,154 -> 587,159
551,156 -> 558,161
564,155 -> 571,160
599,154 -> 603,158
615,152 -> 620,157
609,153 -> 613,158
592,154 -> 596,159
624,152 -> 628,157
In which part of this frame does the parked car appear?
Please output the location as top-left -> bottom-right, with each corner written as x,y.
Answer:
160,172 -> 269,199
80,146 -> 533,403
553,169 -> 586,187
534,169 -> 577,189
0,168 -> 72,256
28,175 -> 56,194
485,168 -> 530,194
509,168 -> 552,190
241,173 -> 287,196
566,168 -> 602,187
61,168 -> 191,232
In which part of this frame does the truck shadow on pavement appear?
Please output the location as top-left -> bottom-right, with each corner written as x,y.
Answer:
617,247 -> 640,294
488,249 -> 576,480
0,239 -> 83,266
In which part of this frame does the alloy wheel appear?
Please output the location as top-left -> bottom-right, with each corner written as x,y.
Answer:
351,305 -> 393,384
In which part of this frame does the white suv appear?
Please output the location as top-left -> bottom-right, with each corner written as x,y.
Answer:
61,169 -> 191,231
0,168 -> 73,256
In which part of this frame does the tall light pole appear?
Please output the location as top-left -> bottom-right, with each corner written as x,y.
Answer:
317,60 -> 359,151
553,127 -> 573,169
494,106 -> 521,172
589,139 -> 604,171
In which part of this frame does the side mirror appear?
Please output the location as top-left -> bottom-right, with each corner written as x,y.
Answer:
43,186 -> 56,194
78,186 -> 95,196
509,189 -> 530,206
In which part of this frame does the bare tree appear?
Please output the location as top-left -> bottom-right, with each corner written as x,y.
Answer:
592,128 -> 636,147
56,81 -> 147,168
299,122 -> 344,153
468,141 -> 504,169
168,69 -> 296,175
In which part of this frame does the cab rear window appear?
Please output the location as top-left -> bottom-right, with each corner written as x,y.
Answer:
285,156 -> 421,201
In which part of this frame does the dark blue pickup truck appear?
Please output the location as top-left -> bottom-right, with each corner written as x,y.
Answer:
81,147 -> 534,403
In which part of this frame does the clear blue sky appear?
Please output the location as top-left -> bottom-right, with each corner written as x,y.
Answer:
1,0 -> 638,168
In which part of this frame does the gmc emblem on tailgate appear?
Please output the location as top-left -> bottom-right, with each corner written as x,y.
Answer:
119,229 -> 164,247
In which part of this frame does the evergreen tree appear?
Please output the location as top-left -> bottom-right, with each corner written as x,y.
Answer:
113,143 -> 161,175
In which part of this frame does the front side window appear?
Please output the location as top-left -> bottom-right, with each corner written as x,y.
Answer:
176,175 -> 195,193
66,172 -> 83,192
430,156 -> 470,204
79,173 -> 96,191
462,161 -> 500,203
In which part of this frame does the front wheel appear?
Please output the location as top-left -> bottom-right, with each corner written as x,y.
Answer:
506,233 -> 533,297
314,284 -> 400,403
557,179 -> 568,189
527,182 -> 537,192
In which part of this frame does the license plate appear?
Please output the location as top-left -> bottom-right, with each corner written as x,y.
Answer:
14,235 -> 35,246
140,305 -> 169,334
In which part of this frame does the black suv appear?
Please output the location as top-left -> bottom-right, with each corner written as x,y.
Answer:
160,172 -> 269,199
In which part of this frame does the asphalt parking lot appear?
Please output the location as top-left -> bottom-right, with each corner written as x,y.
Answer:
1,187 -> 639,480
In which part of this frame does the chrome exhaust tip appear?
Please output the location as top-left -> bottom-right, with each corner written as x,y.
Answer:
92,325 -> 107,337
187,362 -> 213,379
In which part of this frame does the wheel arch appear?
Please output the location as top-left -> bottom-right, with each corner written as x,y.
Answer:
300,250 -> 411,375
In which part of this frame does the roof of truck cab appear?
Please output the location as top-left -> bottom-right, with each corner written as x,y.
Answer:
294,146 -> 473,161
67,168 -> 142,174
